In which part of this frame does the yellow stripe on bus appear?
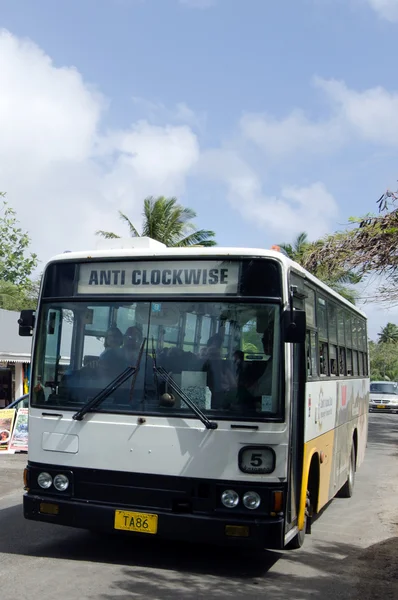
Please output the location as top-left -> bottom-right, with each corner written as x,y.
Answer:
298,430 -> 336,531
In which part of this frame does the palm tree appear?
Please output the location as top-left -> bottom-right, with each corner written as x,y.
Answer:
280,231 -> 361,304
279,232 -> 309,263
96,196 -> 216,247
378,323 -> 398,344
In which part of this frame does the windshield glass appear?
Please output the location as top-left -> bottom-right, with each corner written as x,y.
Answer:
370,382 -> 398,395
32,300 -> 281,420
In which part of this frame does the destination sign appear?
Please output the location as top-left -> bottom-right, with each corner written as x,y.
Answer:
77,261 -> 240,295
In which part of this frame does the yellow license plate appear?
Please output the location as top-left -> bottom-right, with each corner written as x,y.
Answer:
114,510 -> 158,534
377,405 -> 386,409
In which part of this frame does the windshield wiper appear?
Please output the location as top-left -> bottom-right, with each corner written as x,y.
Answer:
154,365 -> 218,430
73,339 -> 146,421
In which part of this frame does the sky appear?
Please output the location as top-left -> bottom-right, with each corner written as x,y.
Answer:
1,0 -> 398,338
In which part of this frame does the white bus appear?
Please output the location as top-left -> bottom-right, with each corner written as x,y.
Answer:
19,239 -> 369,549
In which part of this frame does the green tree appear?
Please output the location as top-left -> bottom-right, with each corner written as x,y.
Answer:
0,195 -> 38,285
0,279 -> 40,312
369,340 -> 398,381
279,232 -> 310,263
377,322 -> 398,344
96,196 -> 216,247
302,188 -> 398,304
279,231 -> 361,304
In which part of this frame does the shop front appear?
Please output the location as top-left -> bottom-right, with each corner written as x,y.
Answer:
0,309 -> 32,407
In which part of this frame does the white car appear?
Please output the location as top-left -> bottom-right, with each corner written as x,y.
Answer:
369,381 -> 398,413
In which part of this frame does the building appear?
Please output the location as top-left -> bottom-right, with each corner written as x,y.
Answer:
0,309 -> 32,407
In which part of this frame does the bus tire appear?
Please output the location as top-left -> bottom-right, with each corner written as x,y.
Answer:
285,490 -> 310,550
337,444 -> 355,498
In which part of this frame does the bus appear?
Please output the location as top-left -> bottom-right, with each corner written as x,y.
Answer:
19,238 -> 369,550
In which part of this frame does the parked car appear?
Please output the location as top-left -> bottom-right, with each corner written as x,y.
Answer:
369,381 -> 398,413
0,394 -> 29,411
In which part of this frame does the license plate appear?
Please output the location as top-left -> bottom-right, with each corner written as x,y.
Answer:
114,510 -> 158,534
377,405 -> 386,409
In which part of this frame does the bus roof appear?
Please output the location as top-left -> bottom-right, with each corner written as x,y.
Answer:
47,240 -> 366,318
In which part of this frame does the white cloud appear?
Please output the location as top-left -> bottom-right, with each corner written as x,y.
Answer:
365,0 -> 398,22
131,96 -> 206,131
240,77 -> 398,158
315,77 -> 398,145
240,110 -> 343,159
0,30 -> 200,266
198,149 -> 338,240
100,121 -> 199,205
0,30 -> 104,168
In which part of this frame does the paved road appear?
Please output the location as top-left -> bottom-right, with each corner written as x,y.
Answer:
0,414 -> 397,600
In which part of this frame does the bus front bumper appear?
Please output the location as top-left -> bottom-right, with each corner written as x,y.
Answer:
23,493 -> 285,549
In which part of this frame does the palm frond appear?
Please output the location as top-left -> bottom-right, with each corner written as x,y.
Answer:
95,230 -> 121,239
174,230 -> 216,247
118,211 -> 140,237
278,243 -> 294,258
97,195 -> 215,247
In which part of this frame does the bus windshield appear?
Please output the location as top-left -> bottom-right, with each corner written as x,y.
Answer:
32,300 -> 282,420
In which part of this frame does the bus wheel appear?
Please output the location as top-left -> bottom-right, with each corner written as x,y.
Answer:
285,490 -> 311,550
337,444 -> 355,498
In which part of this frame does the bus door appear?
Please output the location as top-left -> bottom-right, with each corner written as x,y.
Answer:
284,275 -> 306,536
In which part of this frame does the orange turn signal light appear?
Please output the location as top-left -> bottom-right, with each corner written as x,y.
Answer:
272,491 -> 283,513
23,468 -> 29,490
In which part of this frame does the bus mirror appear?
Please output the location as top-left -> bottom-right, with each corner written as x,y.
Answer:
18,309 -> 35,336
283,309 -> 306,343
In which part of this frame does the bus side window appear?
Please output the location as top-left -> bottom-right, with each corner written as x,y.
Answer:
310,332 -> 318,376
352,350 -> 359,376
346,349 -> 353,376
339,347 -> 346,376
319,342 -> 329,376
330,345 -> 338,376
306,332 -> 311,377
306,331 -> 318,377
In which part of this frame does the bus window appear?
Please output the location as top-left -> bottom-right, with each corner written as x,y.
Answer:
337,309 -> 345,346
328,304 -> 337,345
183,313 -> 197,352
357,320 -> 364,351
32,300 -> 283,419
306,332 -> 311,377
330,345 -> 338,376
310,332 -> 318,376
305,287 -> 316,328
339,347 -> 346,376
345,314 -> 352,348
319,342 -> 329,376
346,349 -> 353,376
317,297 -> 328,339
352,319 -> 359,350
358,352 -> 364,376
352,350 -> 358,376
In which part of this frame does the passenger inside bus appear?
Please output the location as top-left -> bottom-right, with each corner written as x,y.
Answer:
201,334 -> 236,409
100,327 -> 123,357
234,334 -> 273,411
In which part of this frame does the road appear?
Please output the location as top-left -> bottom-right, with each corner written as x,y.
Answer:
0,414 -> 397,600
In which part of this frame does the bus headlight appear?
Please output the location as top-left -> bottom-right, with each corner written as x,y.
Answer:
221,489 -> 239,508
37,472 -> 53,489
53,474 -> 69,491
243,491 -> 261,510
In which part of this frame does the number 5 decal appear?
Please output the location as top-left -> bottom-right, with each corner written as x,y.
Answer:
250,453 -> 263,467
